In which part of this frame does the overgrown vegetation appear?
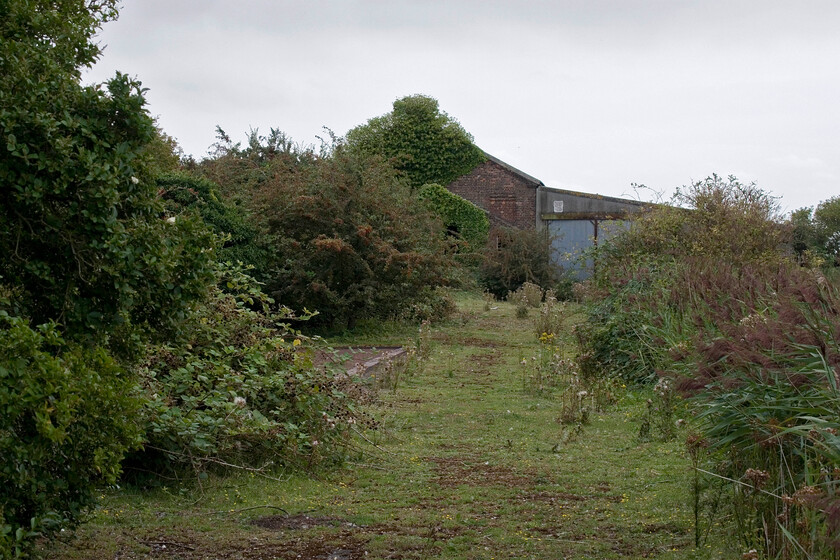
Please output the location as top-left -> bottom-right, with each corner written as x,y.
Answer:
480,226 -> 558,299
345,94 -> 486,189
418,182 -> 490,248
194,132 -> 457,329
575,174 -> 840,557
791,195 -> 840,268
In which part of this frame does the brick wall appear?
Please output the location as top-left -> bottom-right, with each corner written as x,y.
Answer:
446,160 -> 537,230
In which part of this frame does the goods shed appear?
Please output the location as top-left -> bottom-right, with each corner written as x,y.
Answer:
447,153 -> 648,276
536,187 -> 647,277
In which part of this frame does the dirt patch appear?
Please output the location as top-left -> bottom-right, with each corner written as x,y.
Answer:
458,336 -> 502,348
430,456 -> 533,488
467,351 -> 501,366
430,333 -> 502,348
372,523 -> 467,540
271,534 -> 367,560
251,514 -> 357,531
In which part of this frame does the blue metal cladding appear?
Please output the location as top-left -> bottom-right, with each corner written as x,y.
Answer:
548,220 -> 594,277
548,219 -> 631,278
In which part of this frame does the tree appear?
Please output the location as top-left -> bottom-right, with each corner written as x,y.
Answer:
0,0 -> 216,345
813,196 -> 840,265
0,1 -> 216,553
346,95 -> 486,188
157,172 -> 274,279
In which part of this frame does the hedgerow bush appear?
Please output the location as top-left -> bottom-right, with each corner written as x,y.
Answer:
0,310 -> 142,557
212,137 -> 455,328
578,175 -> 788,383
0,2 -> 217,555
576,174 -> 840,554
157,172 -> 274,279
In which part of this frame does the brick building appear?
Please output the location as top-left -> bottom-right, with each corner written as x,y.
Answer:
447,152 -> 648,276
446,154 -> 542,229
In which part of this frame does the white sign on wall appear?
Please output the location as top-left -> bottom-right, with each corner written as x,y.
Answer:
553,200 -> 564,213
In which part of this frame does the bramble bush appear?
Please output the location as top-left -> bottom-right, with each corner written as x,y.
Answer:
127,264 -> 364,478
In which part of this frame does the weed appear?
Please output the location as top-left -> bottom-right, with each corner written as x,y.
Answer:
534,289 -> 568,338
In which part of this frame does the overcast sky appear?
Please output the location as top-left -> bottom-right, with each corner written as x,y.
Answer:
83,1 -> 840,212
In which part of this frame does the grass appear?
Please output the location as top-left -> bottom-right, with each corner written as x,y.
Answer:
42,292 -> 737,559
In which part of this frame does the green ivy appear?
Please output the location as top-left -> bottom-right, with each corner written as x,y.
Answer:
346,95 -> 486,188
418,183 -> 489,247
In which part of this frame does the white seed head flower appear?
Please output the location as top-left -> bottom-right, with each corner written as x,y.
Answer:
233,396 -> 246,408
130,176 -> 140,185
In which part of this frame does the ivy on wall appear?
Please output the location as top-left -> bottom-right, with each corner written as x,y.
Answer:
346,95 -> 486,189
418,183 -> 490,247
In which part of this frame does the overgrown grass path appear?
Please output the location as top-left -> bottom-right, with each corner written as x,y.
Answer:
47,294 -> 722,559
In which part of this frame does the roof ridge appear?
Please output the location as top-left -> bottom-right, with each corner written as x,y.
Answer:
481,152 -> 544,187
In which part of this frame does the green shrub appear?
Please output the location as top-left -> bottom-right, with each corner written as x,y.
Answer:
254,143 -> 454,328
418,183 -> 489,248
157,172 -> 274,280
0,313 -> 141,557
0,2 -> 217,555
127,264 -> 362,477
480,226 -> 558,299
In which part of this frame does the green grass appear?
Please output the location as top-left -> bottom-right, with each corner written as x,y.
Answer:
42,292 -> 736,559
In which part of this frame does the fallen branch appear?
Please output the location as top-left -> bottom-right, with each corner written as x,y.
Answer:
144,445 -> 289,483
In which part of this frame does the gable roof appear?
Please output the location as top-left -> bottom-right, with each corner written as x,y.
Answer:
483,152 -> 544,188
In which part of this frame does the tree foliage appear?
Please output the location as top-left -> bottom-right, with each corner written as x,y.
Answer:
0,1 -> 216,554
0,2 -> 216,346
254,144 -> 454,327
158,172 -> 274,279
793,196 -> 840,267
418,182 -> 490,248
345,95 -> 486,188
